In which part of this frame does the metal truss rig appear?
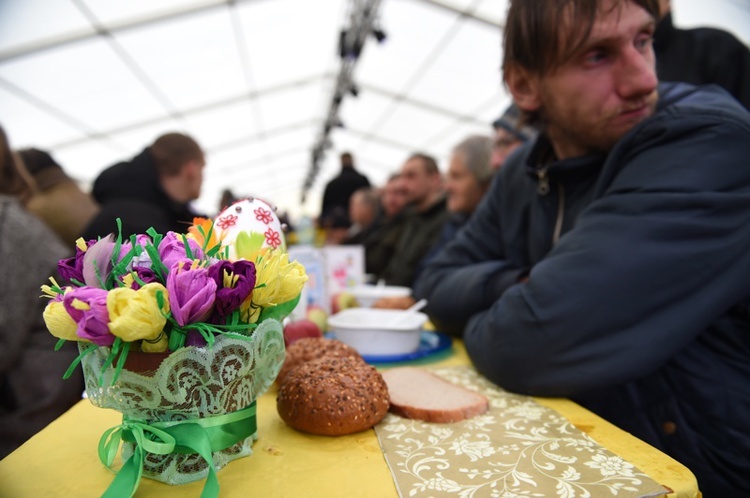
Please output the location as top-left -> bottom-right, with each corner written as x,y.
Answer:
301,0 -> 385,203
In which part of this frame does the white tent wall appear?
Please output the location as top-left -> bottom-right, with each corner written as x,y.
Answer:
0,0 -> 748,222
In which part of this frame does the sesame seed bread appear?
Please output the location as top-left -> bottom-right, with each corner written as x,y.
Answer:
277,337 -> 362,385
381,367 -> 489,423
276,356 -> 390,436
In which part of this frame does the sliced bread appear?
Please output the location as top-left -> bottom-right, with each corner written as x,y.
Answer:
381,367 -> 489,423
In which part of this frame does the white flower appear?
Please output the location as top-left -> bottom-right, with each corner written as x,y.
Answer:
505,403 -> 546,421
584,454 -> 635,477
449,439 -> 496,462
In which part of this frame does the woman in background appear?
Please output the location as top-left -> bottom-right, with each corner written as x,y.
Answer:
0,126 -> 83,458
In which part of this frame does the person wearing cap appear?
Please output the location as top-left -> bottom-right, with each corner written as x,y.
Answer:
491,103 -> 538,170
18,148 -> 100,246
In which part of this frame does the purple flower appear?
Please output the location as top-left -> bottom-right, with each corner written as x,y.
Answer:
58,240 -> 97,284
207,260 -> 256,322
159,232 -> 205,272
82,235 -> 135,288
126,267 -> 159,290
166,260 -> 217,326
185,330 -> 207,347
63,287 -> 114,346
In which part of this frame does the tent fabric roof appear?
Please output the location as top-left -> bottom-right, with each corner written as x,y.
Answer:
1,0 -> 748,220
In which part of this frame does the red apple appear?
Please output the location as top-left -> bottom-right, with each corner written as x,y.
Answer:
306,306 -> 328,333
331,291 -> 360,314
283,318 -> 323,346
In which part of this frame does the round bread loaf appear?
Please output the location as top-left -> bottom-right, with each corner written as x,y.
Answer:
277,337 -> 362,385
277,356 -> 389,436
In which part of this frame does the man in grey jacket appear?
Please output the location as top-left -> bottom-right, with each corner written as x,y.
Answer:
414,1 -> 750,496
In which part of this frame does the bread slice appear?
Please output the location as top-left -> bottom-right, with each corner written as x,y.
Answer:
381,367 -> 489,423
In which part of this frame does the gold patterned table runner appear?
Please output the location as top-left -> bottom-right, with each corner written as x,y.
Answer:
374,366 -> 668,498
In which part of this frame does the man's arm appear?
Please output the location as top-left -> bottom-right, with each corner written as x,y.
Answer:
413,170 -> 528,336
465,107 -> 750,397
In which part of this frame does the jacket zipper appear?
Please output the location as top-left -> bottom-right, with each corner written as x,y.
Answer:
536,168 -> 550,195
536,167 -> 565,245
553,183 -> 565,244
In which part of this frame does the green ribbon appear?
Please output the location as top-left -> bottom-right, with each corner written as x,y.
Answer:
98,402 -> 257,498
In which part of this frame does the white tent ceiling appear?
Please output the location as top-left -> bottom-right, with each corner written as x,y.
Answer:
1,0 -> 748,221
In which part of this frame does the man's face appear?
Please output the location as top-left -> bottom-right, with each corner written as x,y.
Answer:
186,158 -> 205,201
445,152 -> 486,214
400,158 -> 434,207
491,128 -> 524,170
382,177 -> 408,217
515,0 -> 658,159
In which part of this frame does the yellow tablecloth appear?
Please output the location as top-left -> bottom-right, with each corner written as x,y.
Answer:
0,341 -> 700,497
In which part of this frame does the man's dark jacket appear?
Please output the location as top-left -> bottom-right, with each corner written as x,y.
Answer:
320,167 -> 370,225
83,148 -> 201,240
415,83 -> 750,497
380,197 -> 449,287
655,12 -> 750,109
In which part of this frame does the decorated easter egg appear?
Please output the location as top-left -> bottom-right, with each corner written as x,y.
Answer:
213,198 -> 285,260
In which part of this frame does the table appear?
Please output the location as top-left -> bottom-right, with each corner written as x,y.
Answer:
0,340 -> 700,497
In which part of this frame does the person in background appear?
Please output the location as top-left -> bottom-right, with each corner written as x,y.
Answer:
321,206 -> 351,245
0,125 -> 83,458
374,135 -> 493,309
654,0 -> 750,109
491,103 -> 538,170
414,0 -> 750,495
363,173 -> 409,279
218,188 -> 238,213
319,151 -> 370,229
18,148 -> 100,246
378,153 -> 448,287
343,187 -> 380,245
83,132 -> 206,240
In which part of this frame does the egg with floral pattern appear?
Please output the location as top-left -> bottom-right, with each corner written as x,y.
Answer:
213,198 -> 285,260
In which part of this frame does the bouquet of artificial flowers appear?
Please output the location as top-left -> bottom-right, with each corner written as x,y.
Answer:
41,209 -> 306,497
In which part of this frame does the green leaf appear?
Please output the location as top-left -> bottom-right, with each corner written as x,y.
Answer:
235,231 -> 265,259
258,293 -> 301,323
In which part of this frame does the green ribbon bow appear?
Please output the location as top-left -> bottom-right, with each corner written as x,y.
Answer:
98,402 -> 257,498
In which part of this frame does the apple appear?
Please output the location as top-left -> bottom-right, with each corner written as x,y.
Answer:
306,306 -> 328,333
331,291 -> 360,314
283,318 -> 323,346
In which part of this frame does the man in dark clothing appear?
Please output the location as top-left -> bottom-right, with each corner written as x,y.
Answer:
415,1 -> 750,496
363,173 -> 408,278
320,152 -> 370,228
83,132 -> 206,240
654,0 -> 750,109
379,153 -> 448,287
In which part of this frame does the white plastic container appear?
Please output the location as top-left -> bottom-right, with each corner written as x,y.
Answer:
348,284 -> 411,308
327,308 -> 427,356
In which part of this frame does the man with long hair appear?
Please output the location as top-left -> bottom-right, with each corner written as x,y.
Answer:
415,1 -> 750,495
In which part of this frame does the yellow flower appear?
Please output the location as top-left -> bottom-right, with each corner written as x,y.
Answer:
140,331 -> 168,353
43,300 -> 79,341
121,273 -> 136,289
107,283 -> 170,350
75,237 -> 88,252
246,249 -> 307,309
